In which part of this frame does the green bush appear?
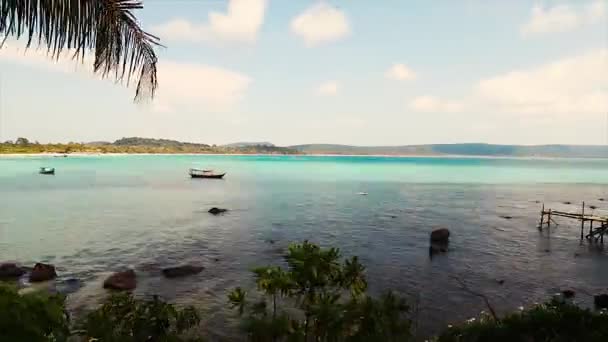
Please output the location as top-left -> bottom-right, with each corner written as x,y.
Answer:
436,299 -> 608,342
77,292 -> 202,342
228,241 -> 413,341
0,285 -> 70,342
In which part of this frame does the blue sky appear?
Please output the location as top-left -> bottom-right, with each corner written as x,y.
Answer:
0,0 -> 606,145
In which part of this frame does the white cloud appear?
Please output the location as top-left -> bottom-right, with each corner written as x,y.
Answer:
475,49 -> 607,116
316,80 -> 339,96
0,44 -> 94,74
521,1 -> 606,36
0,43 -> 252,112
386,63 -> 416,81
291,3 -> 350,46
409,49 -> 608,117
153,0 -> 267,43
409,96 -> 463,113
156,62 -> 251,111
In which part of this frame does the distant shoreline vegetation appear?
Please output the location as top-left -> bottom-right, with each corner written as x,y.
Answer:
2,137 -> 608,158
0,137 -> 299,155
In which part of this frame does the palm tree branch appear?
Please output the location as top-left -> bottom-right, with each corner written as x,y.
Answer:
0,0 -> 161,101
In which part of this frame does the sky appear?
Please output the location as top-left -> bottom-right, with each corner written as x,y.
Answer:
0,0 -> 606,146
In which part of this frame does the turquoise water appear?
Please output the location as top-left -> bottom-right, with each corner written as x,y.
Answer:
2,155 -> 608,338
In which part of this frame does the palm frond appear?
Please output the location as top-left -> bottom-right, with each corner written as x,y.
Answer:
0,0 -> 160,101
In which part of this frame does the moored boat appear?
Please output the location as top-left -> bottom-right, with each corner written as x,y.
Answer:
189,168 -> 225,179
39,167 -> 55,175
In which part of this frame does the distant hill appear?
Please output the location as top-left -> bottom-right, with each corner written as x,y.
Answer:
224,142 -> 275,147
105,137 -> 296,154
289,143 -> 608,158
113,137 -> 210,148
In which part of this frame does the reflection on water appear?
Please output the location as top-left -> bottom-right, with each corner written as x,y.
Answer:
1,155 -> 608,339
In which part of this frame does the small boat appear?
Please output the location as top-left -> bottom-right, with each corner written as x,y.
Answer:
189,168 -> 226,179
39,167 -> 55,175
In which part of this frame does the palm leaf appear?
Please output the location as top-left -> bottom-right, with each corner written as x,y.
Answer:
0,0 -> 160,101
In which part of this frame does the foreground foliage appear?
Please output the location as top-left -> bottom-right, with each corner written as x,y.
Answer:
0,0 -> 160,101
436,299 -> 608,342
77,293 -> 201,342
0,285 -> 69,341
228,241 -> 412,341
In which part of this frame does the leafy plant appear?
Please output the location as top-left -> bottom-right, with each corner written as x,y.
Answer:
0,0 -> 160,101
436,298 -> 608,342
77,292 -> 202,342
228,240 -> 412,341
0,285 -> 70,342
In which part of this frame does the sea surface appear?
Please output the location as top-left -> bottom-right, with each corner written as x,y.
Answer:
2,155 -> 608,339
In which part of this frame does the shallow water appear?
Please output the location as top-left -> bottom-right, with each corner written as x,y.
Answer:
1,155 -> 608,339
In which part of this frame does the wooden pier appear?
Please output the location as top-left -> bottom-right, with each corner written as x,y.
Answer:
539,202 -> 608,243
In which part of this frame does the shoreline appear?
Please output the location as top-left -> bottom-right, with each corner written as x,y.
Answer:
0,152 -> 605,160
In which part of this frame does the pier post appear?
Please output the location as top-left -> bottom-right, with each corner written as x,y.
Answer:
540,203 -> 545,230
548,210 -> 552,228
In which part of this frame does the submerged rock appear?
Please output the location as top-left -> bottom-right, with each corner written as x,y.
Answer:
103,270 -> 136,290
500,215 -> 513,220
595,294 -> 608,309
57,278 -> 82,295
162,265 -> 204,278
208,207 -> 228,215
29,263 -> 57,282
430,228 -> 450,243
0,263 -> 26,279
429,243 -> 448,254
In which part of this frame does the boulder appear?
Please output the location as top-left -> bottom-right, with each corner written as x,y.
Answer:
595,294 -> 608,309
162,265 -> 204,278
103,270 -> 136,290
29,263 -> 57,282
208,207 -> 228,215
0,263 -> 26,279
430,228 -> 450,243
562,289 -> 575,299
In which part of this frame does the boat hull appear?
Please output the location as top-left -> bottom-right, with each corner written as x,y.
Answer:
189,173 -> 225,179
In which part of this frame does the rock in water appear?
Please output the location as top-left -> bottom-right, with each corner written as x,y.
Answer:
0,263 -> 26,279
430,228 -> 450,243
103,270 -> 136,290
29,263 -> 57,282
208,207 -> 228,215
595,294 -> 608,309
162,265 -> 204,278
562,289 -> 575,299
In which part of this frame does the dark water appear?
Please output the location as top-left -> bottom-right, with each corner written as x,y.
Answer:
1,155 -> 608,339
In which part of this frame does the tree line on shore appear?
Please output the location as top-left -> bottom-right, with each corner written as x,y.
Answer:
2,241 -> 608,341
0,137 -> 299,155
